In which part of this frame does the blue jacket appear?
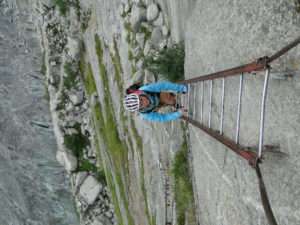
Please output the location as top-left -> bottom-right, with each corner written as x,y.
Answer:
138,82 -> 187,122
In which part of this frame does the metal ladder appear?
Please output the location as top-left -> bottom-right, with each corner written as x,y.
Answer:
177,36 -> 300,225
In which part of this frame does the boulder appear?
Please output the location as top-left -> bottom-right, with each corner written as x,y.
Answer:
136,59 -> 144,70
150,27 -> 163,49
146,3 -> 159,22
162,25 -> 169,37
56,150 -> 78,172
132,70 -> 144,83
130,4 -> 146,32
75,172 -> 88,189
124,3 -> 131,14
69,90 -> 84,106
79,175 -> 103,205
143,40 -> 151,55
153,12 -> 164,27
90,220 -> 104,225
144,69 -> 156,83
144,0 -> 154,6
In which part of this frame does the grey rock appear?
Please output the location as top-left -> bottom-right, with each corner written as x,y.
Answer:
90,220 -> 104,225
124,3 -> 131,14
79,176 -> 102,205
56,150 -> 78,172
135,32 -> 145,48
136,59 -> 144,70
144,69 -> 156,83
144,0 -> 154,6
66,37 -> 80,60
162,25 -> 169,37
146,3 -> 159,22
75,172 -> 88,189
143,40 -> 151,55
130,4 -> 146,32
153,12 -> 164,27
159,39 -> 168,49
132,70 -> 144,83
69,91 -> 84,106
150,27 -> 163,49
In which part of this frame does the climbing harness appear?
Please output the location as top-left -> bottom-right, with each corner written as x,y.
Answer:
178,36 -> 300,225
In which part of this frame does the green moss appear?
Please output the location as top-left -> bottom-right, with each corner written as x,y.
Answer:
295,0 -> 300,13
130,118 -> 153,225
139,25 -> 152,41
85,63 -> 97,95
78,49 -> 97,96
124,22 -> 133,33
172,138 -> 197,225
63,129 -> 89,159
94,35 -> 136,225
110,38 -> 124,91
56,91 -> 69,111
53,0 -> 69,16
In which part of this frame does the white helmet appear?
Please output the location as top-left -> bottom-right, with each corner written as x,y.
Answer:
124,94 -> 140,112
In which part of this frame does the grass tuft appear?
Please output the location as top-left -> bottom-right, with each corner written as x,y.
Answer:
53,0 -> 69,16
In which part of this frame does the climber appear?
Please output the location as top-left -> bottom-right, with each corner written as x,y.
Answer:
123,81 -> 187,122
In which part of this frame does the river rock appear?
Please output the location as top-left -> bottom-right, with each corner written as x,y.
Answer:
79,175 -> 102,205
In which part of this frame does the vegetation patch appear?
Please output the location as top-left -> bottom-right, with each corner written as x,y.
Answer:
139,25 -> 152,41
63,123 -> 89,156
110,38 -> 124,91
144,42 -> 185,82
295,0 -> 300,13
94,34 -> 135,225
63,62 -> 78,90
56,91 -> 69,111
53,0 -> 69,16
78,48 -> 97,96
172,138 -> 197,225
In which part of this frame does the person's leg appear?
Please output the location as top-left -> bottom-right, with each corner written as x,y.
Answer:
159,92 -> 176,106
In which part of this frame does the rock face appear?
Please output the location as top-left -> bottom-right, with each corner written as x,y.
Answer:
0,1 -> 79,225
56,150 -> 78,172
185,0 -> 300,225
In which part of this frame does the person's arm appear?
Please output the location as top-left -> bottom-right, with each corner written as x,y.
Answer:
140,111 -> 182,122
140,81 -> 187,93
